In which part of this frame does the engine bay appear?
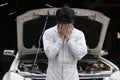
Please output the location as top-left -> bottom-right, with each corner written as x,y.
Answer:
77,59 -> 110,74
17,54 -> 111,75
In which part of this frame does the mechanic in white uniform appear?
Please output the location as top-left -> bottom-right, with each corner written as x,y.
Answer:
43,6 -> 87,80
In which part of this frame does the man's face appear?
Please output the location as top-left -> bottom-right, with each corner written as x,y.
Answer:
57,22 -> 74,40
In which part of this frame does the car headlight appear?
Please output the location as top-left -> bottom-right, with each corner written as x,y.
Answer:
10,72 -> 24,80
104,71 -> 120,80
10,72 -> 32,80
109,71 -> 120,80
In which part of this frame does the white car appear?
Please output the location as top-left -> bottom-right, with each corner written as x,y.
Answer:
3,8 -> 120,80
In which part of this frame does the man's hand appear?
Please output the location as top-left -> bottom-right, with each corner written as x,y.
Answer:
65,23 -> 73,41
58,23 -> 73,41
58,24 -> 66,41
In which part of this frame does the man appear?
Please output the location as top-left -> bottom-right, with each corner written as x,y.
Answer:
43,6 -> 87,80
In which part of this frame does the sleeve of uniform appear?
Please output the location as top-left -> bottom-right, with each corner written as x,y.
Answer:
43,30 -> 63,60
68,31 -> 87,60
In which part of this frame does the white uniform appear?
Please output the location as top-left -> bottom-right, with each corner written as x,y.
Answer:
43,25 -> 87,80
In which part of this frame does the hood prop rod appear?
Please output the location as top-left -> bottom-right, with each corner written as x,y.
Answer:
31,11 -> 49,73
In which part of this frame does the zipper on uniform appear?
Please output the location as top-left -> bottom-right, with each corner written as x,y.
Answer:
62,39 -> 66,80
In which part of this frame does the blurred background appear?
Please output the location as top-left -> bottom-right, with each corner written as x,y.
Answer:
0,0 -> 120,79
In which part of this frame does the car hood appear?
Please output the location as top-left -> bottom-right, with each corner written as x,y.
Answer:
16,8 -> 110,56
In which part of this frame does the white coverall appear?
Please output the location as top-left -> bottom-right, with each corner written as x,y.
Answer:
43,25 -> 87,80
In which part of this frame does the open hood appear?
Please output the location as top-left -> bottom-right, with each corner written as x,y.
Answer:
16,8 -> 110,56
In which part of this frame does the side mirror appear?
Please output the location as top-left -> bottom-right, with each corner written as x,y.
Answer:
3,49 -> 15,57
